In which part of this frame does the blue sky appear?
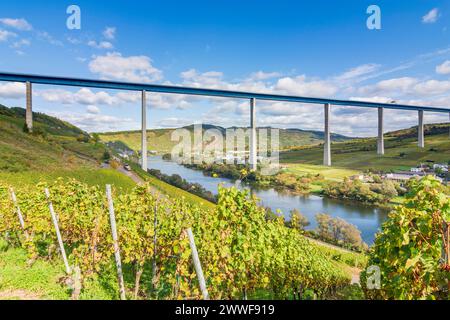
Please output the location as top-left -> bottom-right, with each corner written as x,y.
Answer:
0,0 -> 450,136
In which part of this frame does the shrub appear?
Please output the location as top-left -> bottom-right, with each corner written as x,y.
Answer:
361,176 -> 450,300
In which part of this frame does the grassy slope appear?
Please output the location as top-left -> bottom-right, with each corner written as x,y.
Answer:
128,162 -> 216,211
281,123 -> 450,177
0,109 -> 136,191
98,125 -> 351,153
0,107 -> 217,207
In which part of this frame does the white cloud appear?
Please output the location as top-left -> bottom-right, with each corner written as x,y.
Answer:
436,60 -> 450,74
0,18 -> 32,31
0,82 -> 25,98
103,27 -> 116,40
10,38 -> 30,48
37,31 -> 63,46
349,96 -> 396,104
156,117 -> 193,128
335,64 -> 380,82
274,75 -> 337,97
38,88 -> 118,105
247,71 -> 282,81
86,105 -> 100,114
88,40 -> 113,49
413,80 -> 450,96
358,77 -> 419,96
47,111 -> 138,133
67,37 -> 81,44
0,29 -> 16,41
181,69 -> 224,87
89,52 -> 163,82
422,8 -> 439,24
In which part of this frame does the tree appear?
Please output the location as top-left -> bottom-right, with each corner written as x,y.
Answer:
289,209 -> 310,231
76,134 -> 90,143
361,176 -> 450,300
91,133 -> 100,144
379,180 -> 398,199
315,213 -> 365,250
102,150 -> 111,161
315,213 -> 334,242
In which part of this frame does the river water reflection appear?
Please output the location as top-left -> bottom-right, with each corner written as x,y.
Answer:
148,156 -> 389,243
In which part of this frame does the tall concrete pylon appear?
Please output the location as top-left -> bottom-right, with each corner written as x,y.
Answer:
377,107 -> 384,155
418,110 -> 424,148
141,90 -> 148,171
323,103 -> 331,166
26,81 -> 32,132
249,98 -> 257,171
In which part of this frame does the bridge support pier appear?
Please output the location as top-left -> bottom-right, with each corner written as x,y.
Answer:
377,107 -> 384,155
418,110 -> 424,148
249,98 -> 257,171
323,103 -> 331,166
26,81 -> 32,132
141,90 -> 147,171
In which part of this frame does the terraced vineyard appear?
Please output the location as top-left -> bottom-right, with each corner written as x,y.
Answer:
0,179 -> 352,300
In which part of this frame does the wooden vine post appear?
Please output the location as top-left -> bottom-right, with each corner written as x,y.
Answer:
9,187 -> 29,239
152,205 -> 158,297
186,228 -> 209,300
44,188 -> 71,274
106,184 -> 126,300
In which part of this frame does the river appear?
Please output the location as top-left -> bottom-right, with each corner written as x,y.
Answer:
147,156 -> 389,243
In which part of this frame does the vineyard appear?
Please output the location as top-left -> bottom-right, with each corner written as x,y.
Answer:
0,178 -> 351,300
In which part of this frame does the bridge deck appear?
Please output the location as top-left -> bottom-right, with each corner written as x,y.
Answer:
0,72 -> 449,113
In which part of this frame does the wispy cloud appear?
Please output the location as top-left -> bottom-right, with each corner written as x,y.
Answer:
422,8 -> 439,24
87,40 -> 113,49
102,27 -> 116,40
0,18 -> 32,31
0,29 -> 16,41
37,31 -> 63,46
436,60 -> 450,74
10,38 -> 30,48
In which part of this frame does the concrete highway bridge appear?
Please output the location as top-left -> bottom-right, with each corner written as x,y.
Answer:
0,72 -> 449,171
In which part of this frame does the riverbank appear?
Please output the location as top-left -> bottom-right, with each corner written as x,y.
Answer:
182,161 -> 401,209
145,156 -> 389,243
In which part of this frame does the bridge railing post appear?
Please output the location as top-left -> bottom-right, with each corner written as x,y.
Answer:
323,103 -> 331,166
26,81 -> 32,132
377,107 -> 384,155
249,98 -> 257,171
141,90 -> 148,171
418,110 -> 424,148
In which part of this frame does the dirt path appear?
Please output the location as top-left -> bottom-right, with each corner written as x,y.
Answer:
0,289 -> 40,300
305,236 -> 359,255
116,166 -> 145,185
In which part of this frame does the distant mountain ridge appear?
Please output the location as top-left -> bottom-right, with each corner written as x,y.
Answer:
98,123 -> 354,153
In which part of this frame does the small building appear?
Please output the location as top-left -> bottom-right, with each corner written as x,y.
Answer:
385,172 -> 443,183
350,174 -> 367,182
433,163 -> 449,172
410,167 -> 424,173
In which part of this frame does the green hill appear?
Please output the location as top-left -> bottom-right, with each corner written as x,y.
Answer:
98,124 -> 352,154
281,122 -> 450,173
0,105 -> 137,189
0,105 -> 217,209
